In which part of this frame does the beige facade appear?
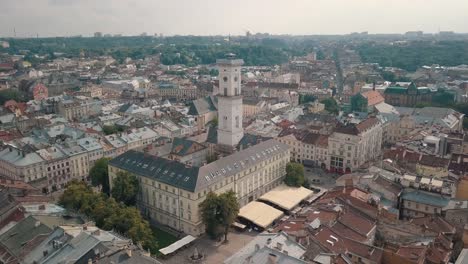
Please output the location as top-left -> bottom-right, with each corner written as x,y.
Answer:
278,132 -> 329,169
328,118 -> 382,173
0,147 -> 46,184
58,100 -> 90,121
157,86 -> 208,101
108,139 -> 290,236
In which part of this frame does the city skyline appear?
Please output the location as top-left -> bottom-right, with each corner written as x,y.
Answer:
1,0 -> 468,37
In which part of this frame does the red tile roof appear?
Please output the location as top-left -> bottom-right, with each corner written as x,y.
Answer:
362,90 -> 384,106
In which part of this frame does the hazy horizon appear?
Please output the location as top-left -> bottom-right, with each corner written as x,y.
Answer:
1,0 -> 468,38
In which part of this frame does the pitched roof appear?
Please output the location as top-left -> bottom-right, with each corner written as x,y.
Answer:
334,117 -> 380,136
361,90 -> 384,106
401,190 -> 450,207
110,139 -> 289,192
0,215 -> 52,258
384,86 -> 408,95
187,95 -> 217,115
170,137 -> 206,156
109,150 -> 200,192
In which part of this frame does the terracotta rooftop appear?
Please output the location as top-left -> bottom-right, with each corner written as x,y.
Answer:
410,217 -> 455,235
362,90 -> 384,106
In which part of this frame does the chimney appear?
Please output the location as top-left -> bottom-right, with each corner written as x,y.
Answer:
268,253 -> 278,264
126,248 -> 132,257
255,244 -> 260,251
35,221 -> 41,228
83,225 -> 88,230
87,258 -> 92,264
93,229 -> 100,236
276,242 -> 283,251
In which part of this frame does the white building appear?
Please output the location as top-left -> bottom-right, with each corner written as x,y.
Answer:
217,54 -> 244,149
328,117 -> 383,173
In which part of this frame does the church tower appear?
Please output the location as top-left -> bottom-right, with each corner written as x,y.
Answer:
217,54 -> 244,149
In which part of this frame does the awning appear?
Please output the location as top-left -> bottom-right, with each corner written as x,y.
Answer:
238,201 -> 283,228
431,179 -> 443,188
232,222 -> 246,229
403,174 -> 416,182
259,185 -> 313,211
420,178 -> 431,184
159,235 -> 196,255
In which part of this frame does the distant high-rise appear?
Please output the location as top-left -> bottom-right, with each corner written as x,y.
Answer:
217,54 -> 244,148
94,32 -> 103,38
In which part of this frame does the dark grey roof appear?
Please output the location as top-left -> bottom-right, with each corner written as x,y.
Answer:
109,151 -> 200,192
206,125 -> 218,144
99,247 -> 161,264
0,189 -> 17,217
0,215 -> 53,258
187,96 -> 218,115
42,232 -> 100,264
118,103 -> 132,113
110,139 -> 289,193
238,134 -> 273,150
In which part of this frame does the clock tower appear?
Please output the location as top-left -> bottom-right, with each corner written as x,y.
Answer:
217,54 -> 244,149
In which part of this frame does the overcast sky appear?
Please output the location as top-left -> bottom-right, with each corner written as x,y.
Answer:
1,0 -> 467,37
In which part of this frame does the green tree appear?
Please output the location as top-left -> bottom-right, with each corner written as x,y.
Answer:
59,181 -> 158,254
211,116 -> 218,127
218,191 -> 240,242
111,171 -> 139,206
199,191 -> 239,241
89,158 -> 110,194
102,125 -> 117,135
320,98 -> 339,115
284,162 -> 305,187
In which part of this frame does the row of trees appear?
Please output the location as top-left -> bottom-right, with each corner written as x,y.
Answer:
59,179 -> 158,253
358,41 -> 468,72
88,157 -> 241,244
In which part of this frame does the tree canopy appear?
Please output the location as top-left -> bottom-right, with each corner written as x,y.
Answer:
111,171 -> 139,206
320,98 -> 339,115
284,162 -> 305,187
89,157 -> 110,194
59,181 -> 157,254
357,41 -> 468,72
199,191 -> 239,241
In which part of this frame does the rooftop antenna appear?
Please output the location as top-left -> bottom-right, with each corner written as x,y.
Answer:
13,28 -> 16,38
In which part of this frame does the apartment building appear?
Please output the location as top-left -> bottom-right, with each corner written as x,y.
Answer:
277,129 -> 329,169
328,117 -> 383,173
58,99 -> 89,121
56,144 -> 89,182
36,146 -> 70,192
108,139 -> 290,236
0,146 -> 45,184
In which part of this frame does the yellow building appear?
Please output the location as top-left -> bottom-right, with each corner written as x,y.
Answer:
108,139 -> 290,236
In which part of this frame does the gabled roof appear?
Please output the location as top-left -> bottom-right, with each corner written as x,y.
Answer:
401,190 -> 450,207
109,150 -> 200,192
170,137 -> 206,156
334,117 -> 380,136
187,95 -> 218,115
0,215 -> 52,259
361,90 -> 384,106
110,139 -> 289,192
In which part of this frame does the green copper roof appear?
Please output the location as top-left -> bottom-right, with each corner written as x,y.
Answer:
384,86 -> 407,94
